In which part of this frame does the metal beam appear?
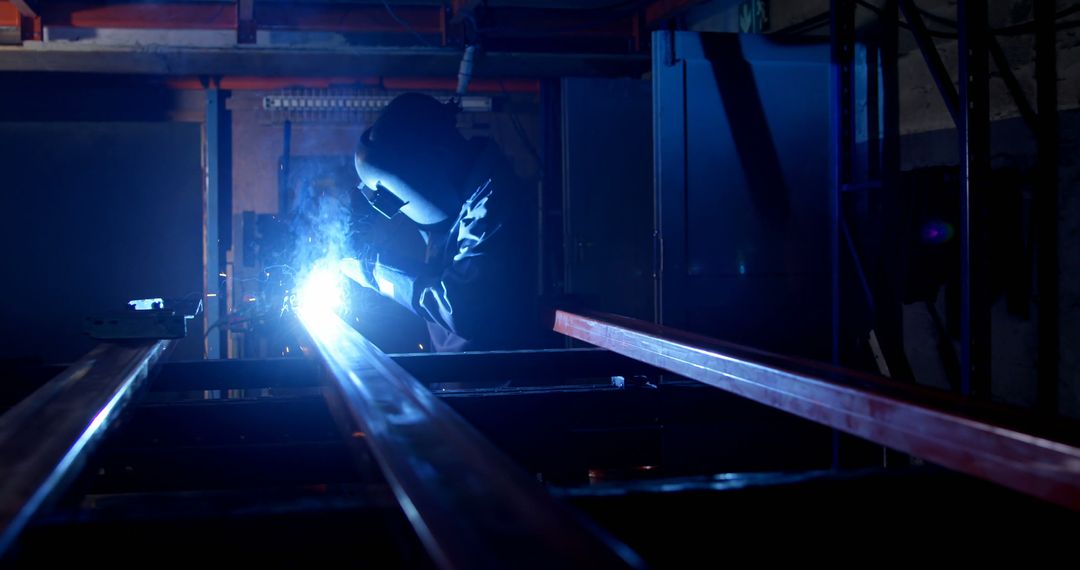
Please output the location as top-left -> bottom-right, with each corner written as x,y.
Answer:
554,310 -> 1080,510
237,0 -> 255,44
830,0 -> 855,365
148,348 -> 659,392
9,1 -> 38,19
957,0 -> 990,398
204,85 -> 232,359
0,45 -> 647,77
0,340 -> 170,555
1035,0 -> 1059,415
652,28 -> 687,327
988,35 -> 1037,135
645,0 -> 709,26
298,309 -> 644,569
898,0 -> 959,126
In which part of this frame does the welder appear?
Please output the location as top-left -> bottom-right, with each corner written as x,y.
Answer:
341,93 -> 543,352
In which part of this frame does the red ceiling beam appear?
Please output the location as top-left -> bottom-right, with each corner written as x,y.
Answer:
40,3 -> 237,30
3,1 -> 41,42
164,76 -> 539,94
9,0 -> 38,19
35,3 -> 444,34
0,3 -> 19,27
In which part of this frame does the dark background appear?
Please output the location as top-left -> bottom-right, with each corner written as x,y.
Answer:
0,121 -> 204,362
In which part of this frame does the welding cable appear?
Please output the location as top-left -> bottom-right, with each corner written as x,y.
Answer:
456,44 -> 478,96
381,0 -> 432,47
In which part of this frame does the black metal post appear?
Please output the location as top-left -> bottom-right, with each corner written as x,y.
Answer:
652,30 -> 688,328
205,87 -> 231,359
830,0 -> 856,469
1035,0 -> 1059,414
831,0 -> 855,366
877,0 -> 913,382
539,79 -> 563,300
957,0 -> 990,398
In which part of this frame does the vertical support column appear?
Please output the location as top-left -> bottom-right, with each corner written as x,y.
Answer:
278,120 -> 291,217
652,29 -> 687,328
539,79 -> 563,300
559,79 -> 573,300
1035,0 -> 1059,414
829,0 -> 856,469
878,0 -> 911,382
957,0 -> 990,398
237,0 -> 256,44
830,0 -> 855,365
205,86 -> 232,359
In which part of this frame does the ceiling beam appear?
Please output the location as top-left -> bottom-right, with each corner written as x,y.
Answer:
0,44 -> 647,78
10,1 -> 38,19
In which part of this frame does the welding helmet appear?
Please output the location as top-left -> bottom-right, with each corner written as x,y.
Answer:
355,93 -> 462,220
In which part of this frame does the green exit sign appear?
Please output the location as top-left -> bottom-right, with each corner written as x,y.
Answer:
739,0 -> 769,33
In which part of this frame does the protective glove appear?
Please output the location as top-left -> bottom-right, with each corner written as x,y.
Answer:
338,246 -> 378,291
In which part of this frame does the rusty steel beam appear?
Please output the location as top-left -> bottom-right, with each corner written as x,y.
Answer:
554,310 -> 1080,510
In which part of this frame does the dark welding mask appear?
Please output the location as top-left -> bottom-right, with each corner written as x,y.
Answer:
354,95 -> 458,219
358,181 -> 409,219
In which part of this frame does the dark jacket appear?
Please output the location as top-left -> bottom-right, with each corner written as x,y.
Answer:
365,140 -> 541,352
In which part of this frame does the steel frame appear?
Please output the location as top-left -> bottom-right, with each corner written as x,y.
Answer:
0,340 -> 170,554
298,309 -> 642,568
554,309 -> 1080,510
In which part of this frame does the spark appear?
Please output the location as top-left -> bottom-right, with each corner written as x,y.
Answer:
294,256 -> 347,315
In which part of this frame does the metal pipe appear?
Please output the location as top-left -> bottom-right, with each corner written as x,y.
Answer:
1035,0 -> 1059,415
0,340 -> 170,555
957,0 -> 990,397
298,308 -> 643,569
554,310 -> 1080,510
830,0 -> 854,366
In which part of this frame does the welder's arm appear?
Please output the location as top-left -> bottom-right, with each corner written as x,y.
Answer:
341,196 -> 513,344
339,252 -> 424,312
341,242 -> 508,343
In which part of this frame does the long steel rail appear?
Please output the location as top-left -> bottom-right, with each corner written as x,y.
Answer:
298,308 -> 643,569
0,340 -> 170,554
555,310 -> 1080,510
